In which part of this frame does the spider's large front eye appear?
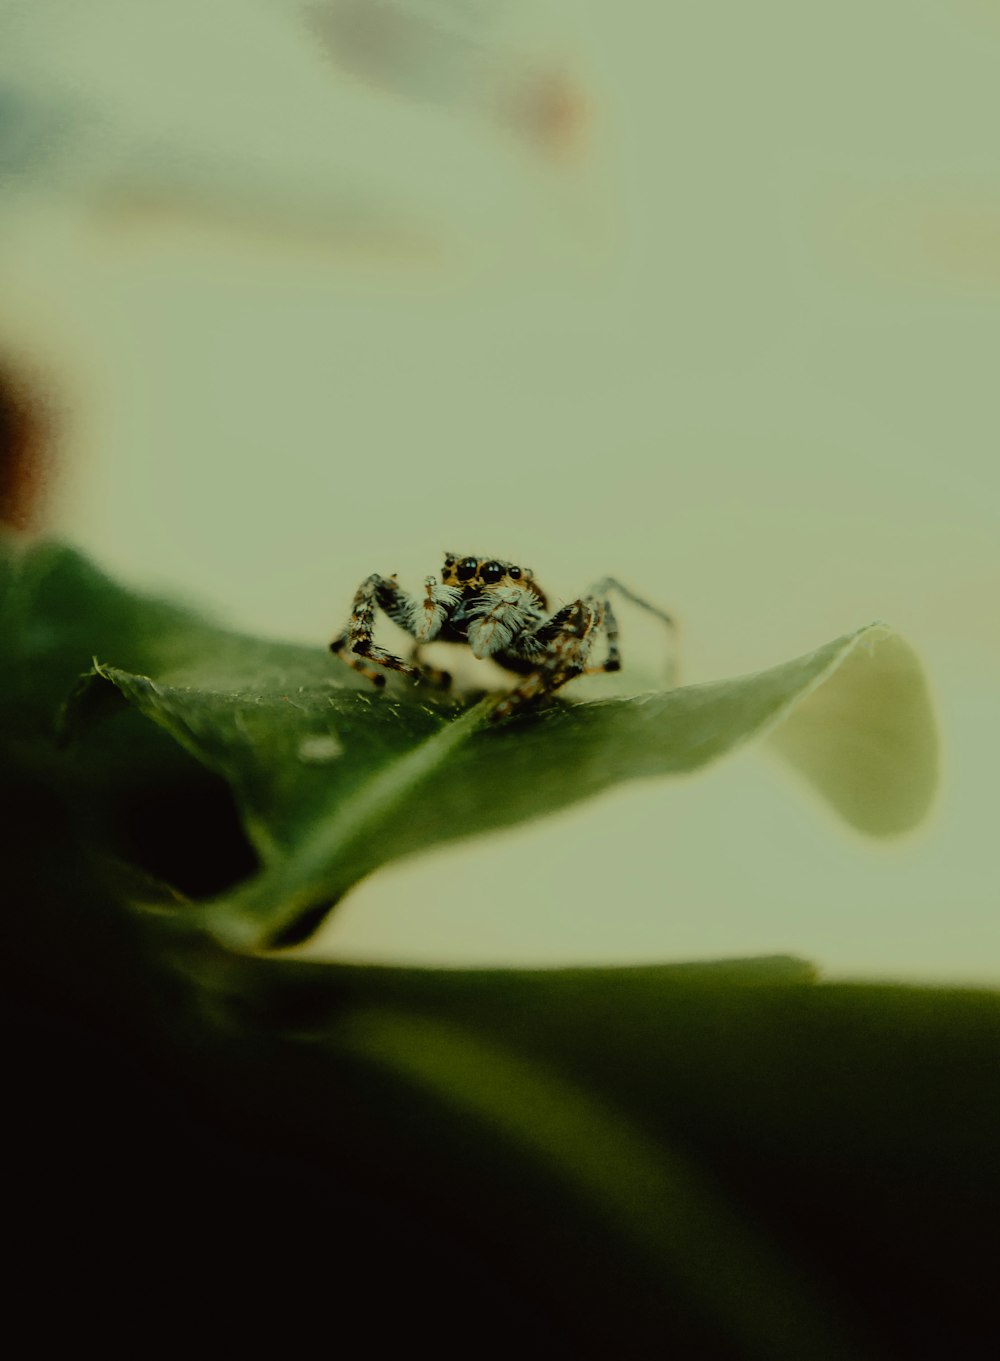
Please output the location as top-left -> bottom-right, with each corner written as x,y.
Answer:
457,558 -> 478,581
482,562 -> 503,584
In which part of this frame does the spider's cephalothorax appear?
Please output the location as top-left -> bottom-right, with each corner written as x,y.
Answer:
330,552 -> 674,722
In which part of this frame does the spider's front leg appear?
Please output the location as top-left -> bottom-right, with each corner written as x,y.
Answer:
407,643 -> 453,690
491,597 -> 605,722
331,573 -> 455,688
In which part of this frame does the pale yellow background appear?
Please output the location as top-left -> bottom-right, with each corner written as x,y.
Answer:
2,1 -> 997,980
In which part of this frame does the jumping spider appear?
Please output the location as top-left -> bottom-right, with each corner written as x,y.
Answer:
330,553 -> 675,722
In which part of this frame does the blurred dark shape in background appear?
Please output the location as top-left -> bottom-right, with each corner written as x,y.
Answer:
0,359 -> 53,531
303,0 -> 589,159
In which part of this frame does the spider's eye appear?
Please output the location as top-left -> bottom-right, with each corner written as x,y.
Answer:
457,558 -> 478,581
482,562 -> 504,584
509,566 -> 522,580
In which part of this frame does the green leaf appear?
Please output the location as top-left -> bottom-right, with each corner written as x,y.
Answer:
765,627 -> 938,835
7,540 -> 937,948
0,550 -> 988,1354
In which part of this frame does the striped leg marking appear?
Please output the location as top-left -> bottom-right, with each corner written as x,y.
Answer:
330,574 -> 423,688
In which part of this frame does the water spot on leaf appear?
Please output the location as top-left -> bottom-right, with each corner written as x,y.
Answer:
297,733 -> 344,763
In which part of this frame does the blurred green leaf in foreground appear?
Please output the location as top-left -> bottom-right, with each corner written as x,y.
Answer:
4,537 -> 996,1359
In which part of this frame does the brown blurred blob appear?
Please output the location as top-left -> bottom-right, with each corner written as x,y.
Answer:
0,361 -> 53,532
504,68 -> 589,161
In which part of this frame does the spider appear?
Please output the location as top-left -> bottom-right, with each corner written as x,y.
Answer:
330,553 -> 675,722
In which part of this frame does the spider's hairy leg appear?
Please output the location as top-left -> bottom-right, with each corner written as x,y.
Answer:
329,573 -> 424,688
584,595 -> 621,674
491,598 -> 603,722
408,642 -> 453,690
589,576 -> 677,682
588,577 -> 675,632
416,576 -> 462,643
